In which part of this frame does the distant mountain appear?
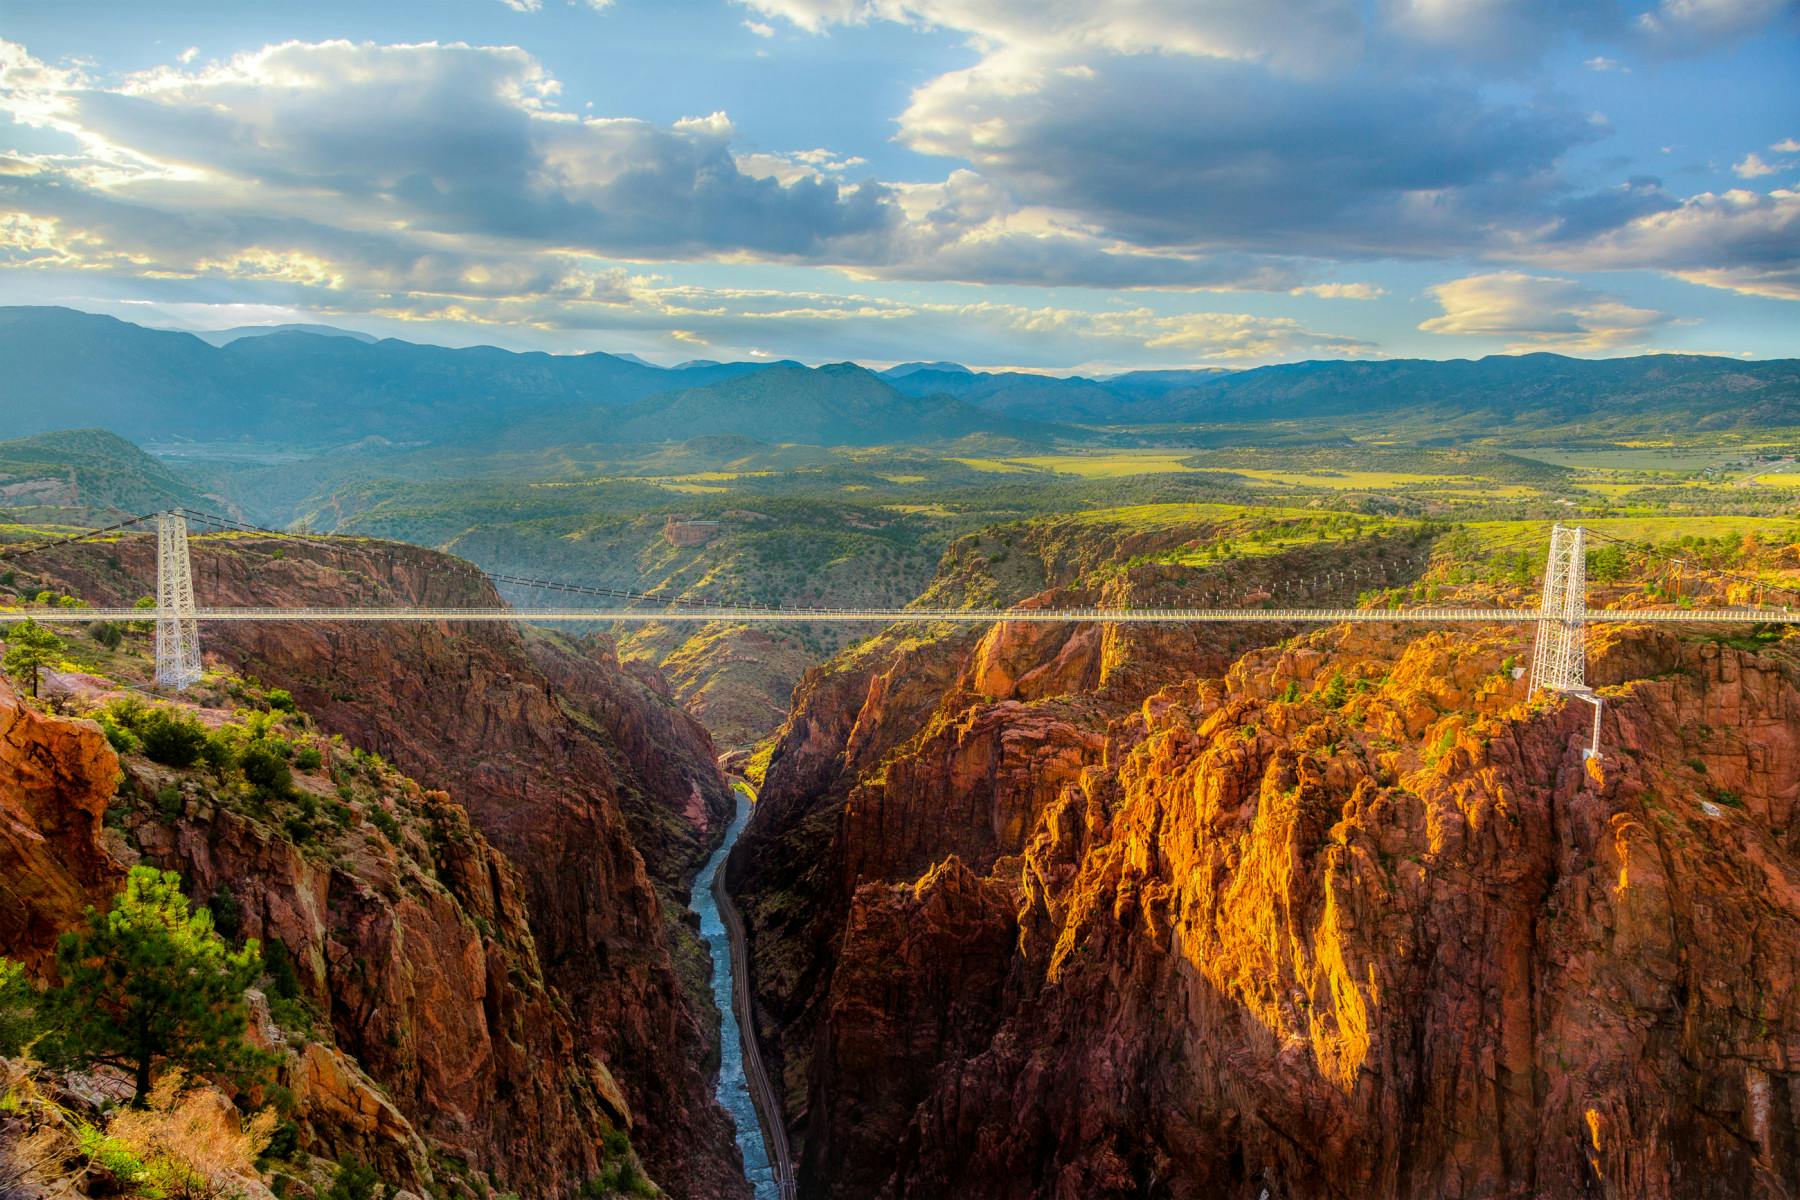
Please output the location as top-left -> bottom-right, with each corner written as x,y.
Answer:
883,367 -> 1141,422
0,428 -> 207,513
1143,354 -> 1800,436
193,322 -> 379,347
881,361 -> 972,379
674,359 -> 723,369
580,362 -> 1062,446
611,352 -> 664,368
4,306 -> 1797,449
883,355 -> 1800,433
0,307 -> 762,446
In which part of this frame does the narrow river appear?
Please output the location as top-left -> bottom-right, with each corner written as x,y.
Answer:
693,783 -> 778,1199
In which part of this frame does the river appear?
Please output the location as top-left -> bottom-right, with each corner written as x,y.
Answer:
693,783 -> 778,1199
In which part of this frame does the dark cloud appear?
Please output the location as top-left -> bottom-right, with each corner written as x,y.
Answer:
901,52 -> 1599,257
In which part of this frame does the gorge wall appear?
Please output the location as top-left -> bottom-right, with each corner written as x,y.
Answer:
9,533 -> 750,1200
731,518 -> 1800,1198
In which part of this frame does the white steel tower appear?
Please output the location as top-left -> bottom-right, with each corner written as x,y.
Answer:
154,510 -> 203,691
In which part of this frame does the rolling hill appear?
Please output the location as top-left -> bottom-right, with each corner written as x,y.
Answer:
0,428 -> 208,513
537,362 -> 1060,446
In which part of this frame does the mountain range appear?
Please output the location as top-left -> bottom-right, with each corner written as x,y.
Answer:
4,305 -> 1798,449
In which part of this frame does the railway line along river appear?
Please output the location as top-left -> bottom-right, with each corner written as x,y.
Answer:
694,781 -> 794,1200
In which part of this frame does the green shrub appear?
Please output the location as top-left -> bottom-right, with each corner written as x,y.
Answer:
240,742 -> 293,797
262,1118 -> 301,1163
323,1157 -> 380,1200
294,745 -> 324,772
263,940 -> 302,1001
155,785 -> 184,823
202,729 -> 237,773
136,708 -> 209,768
0,956 -> 40,1055
208,885 -> 243,943
88,620 -> 125,650
368,806 -> 402,844
97,711 -> 143,755
265,689 -> 296,712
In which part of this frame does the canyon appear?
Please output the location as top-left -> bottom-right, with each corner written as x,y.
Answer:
3,534 -> 750,1199
6,509 -> 1800,1200
731,515 -> 1800,1198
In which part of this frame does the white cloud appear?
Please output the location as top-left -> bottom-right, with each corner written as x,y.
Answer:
1291,282 -> 1387,299
743,19 -> 777,36
1775,137 -> 1800,153
1584,55 -> 1627,70
1530,186 -> 1800,300
736,0 -> 1363,68
0,36 -> 1336,307
499,0 -> 543,11
1733,152 -> 1786,178
1419,271 -> 1674,353
1635,0 -> 1795,43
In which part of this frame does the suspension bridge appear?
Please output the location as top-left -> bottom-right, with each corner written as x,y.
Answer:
3,509 -> 1797,756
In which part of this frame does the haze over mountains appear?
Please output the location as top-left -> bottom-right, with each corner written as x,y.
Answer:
7,305 -> 1799,450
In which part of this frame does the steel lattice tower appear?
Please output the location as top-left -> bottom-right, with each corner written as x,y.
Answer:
1528,523 -> 1603,757
154,510 -> 203,691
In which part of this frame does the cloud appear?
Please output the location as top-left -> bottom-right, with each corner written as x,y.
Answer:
0,40 -> 900,258
1635,0 -> 1797,44
1291,282 -> 1387,298
1734,152 -> 1787,178
743,19 -> 777,36
1584,54 -> 1627,70
736,0 -> 1363,67
362,279 -> 1375,365
0,38 -> 1326,296
1775,137 -> 1800,153
1419,271 -> 1674,352
898,50 -> 1595,258
1536,186 -> 1800,300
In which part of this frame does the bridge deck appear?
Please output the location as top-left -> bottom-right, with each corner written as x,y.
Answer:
2,605 -> 1794,625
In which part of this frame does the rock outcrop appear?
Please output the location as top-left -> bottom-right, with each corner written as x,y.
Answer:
734,519 -> 1800,1198
20,533 -> 749,1200
0,680 -> 123,971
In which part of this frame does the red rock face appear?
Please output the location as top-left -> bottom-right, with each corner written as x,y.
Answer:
736,534 -> 1800,1197
0,677 -> 123,970
26,535 -> 748,1200
133,778 -> 625,1195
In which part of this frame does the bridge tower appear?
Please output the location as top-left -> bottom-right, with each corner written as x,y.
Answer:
1528,523 -> 1602,758
154,510 -> 203,691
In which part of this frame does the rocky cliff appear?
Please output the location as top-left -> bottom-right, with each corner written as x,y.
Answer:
732,513 -> 1800,1198
13,531 -> 748,1200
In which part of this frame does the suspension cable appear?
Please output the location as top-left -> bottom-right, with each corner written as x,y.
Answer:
0,511 -> 160,562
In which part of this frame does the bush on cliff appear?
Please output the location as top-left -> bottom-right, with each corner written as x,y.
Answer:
239,741 -> 293,798
38,866 -> 268,1105
136,709 -> 210,769
0,956 -> 39,1055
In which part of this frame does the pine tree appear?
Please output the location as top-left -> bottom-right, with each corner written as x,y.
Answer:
0,957 -> 38,1055
42,867 -> 266,1104
2,618 -> 64,698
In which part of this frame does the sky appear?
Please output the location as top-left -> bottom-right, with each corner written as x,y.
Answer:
1,0 -> 1797,371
